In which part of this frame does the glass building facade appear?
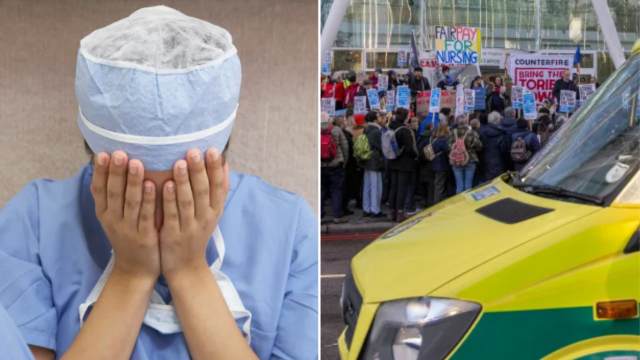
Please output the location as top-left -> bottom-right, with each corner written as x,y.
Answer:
321,0 -> 640,81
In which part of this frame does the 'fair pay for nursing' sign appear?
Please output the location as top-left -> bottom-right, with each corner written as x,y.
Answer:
509,55 -> 573,106
435,26 -> 482,65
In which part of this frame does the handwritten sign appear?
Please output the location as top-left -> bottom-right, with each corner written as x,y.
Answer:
378,74 -> 388,90
455,84 -> 465,117
322,51 -> 332,75
416,91 -> 430,114
523,92 -> 536,120
511,86 -> 524,110
435,26 -> 482,65
354,96 -> 367,114
396,86 -> 410,109
464,89 -> 475,113
429,88 -> 442,113
559,90 -> 576,113
397,50 -> 407,67
321,98 -> 335,116
367,89 -> 381,110
386,90 -> 396,112
578,84 -> 596,105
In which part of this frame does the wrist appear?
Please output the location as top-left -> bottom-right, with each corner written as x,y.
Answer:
164,261 -> 211,286
111,267 -> 158,292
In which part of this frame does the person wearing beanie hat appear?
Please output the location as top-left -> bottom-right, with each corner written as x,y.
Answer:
511,118 -> 541,172
0,6 -> 318,360
408,66 -> 431,113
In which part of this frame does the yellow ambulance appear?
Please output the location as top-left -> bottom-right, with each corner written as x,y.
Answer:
338,40 -> 640,360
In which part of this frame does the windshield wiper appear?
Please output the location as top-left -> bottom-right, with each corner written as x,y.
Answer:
512,184 -> 604,206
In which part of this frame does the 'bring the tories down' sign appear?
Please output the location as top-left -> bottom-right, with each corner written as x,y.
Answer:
435,26 -> 482,66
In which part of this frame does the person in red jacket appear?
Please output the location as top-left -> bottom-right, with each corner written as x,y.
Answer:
321,76 -> 346,110
343,73 -> 361,109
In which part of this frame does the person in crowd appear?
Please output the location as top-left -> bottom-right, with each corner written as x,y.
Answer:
437,73 -> 459,91
352,113 -> 366,140
511,118 -> 541,172
537,97 -> 557,122
448,115 -> 483,194
470,76 -> 486,114
429,123 -> 450,205
388,70 -> 399,90
500,107 -> 518,136
441,65 -> 451,79
321,112 -> 349,223
350,113 -> 366,209
590,76 -> 600,89
334,115 -> 356,216
358,111 -> 386,218
387,108 -> 418,223
536,113 -> 554,148
552,69 -> 578,101
369,67 -> 382,89
470,119 -> 480,131
343,73 -> 361,109
378,89 -> 387,111
470,76 -> 483,89
486,75 -> 509,113
356,79 -> 373,109
321,74 -> 346,111
405,116 -> 421,215
417,122 -> 435,208
408,66 -> 431,110
477,111 -> 509,182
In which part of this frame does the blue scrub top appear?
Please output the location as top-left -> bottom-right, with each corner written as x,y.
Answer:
0,164 -> 318,360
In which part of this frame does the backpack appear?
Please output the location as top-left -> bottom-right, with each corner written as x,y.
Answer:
353,133 -> 372,161
320,126 -> 337,162
381,129 -> 402,160
511,134 -> 532,163
449,130 -> 470,167
423,137 -> 438,161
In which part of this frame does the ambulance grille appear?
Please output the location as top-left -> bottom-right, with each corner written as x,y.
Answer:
476,198 -> 554,224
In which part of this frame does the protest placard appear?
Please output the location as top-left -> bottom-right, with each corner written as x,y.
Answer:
416,91 -> 430,114
508,55 -> 573,107
578,84 -> 596,105
511,86 -> 524,110
321,51 -> 332,76
397,50 -> 407,67
378,74 -> 388,90
367,89 -> 381,110
435,26 -> 482,66
455,84 -> 465,117
473,87 -> 486,110
419,51 -> 437,69
354,96 -> 367,114
321,98 -> 335,116
429,88 -> 442,113
396,86 -> 410,109
439,90 -> 456,112
559,90 -> 576,113
464,89 -> 475,113
523,92 -> 536,120
386,90 -> 396,112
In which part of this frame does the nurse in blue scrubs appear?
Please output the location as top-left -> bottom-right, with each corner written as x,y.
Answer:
0,6 -> 318,360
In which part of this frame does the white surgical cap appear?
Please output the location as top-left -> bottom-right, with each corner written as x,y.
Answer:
76,6 -> 241,170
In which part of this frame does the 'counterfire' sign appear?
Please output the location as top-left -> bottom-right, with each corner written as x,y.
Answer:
509,55 -> 572,106
435,26 -> 482,65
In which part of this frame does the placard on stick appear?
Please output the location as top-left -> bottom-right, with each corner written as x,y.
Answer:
578,84 -> 596,106
416,91 -> 430,114
455,84 -> 465,117
378,74 -> 388,90
354,96 -> 367,114
464,89 -> 475,113
386,90 -> 396,112
321,98 -> 335,116
559,90 -> 576,113
511,86 -> 524,110
396,86 -> 410,109
367,89 -> 381,110
429,88 -> 442,113
523,92 -> 536,120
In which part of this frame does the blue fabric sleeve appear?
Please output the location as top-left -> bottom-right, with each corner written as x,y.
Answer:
0,182 -> 58,352
270,198 -> 318,360
0,302 -> 36,360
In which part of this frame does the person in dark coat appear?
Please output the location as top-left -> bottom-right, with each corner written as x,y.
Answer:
336,116 -> 356,216
511,119 -> 541,172
356,79 -> 374,109
417,122 -> 435,208
436,73 -> 460,91
429,123 -> 450,205
387,108 -> 418,223
388,70 -> 399,90
408,66 -> 431,114
552,69 -> 578,102
500,107 -> 518,135
358,111 -> 386,218
477,111 -> 509,182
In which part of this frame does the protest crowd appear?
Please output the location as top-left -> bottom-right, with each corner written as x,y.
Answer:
321,64 -> 592,224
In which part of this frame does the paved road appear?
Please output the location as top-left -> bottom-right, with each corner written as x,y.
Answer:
321,237 -> 375,360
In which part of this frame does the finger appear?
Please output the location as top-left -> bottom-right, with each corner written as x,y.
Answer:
174,159 -> 195,228
106,151 -> 128,219
90,152 -> 110,215
163,181 -> 180,233
138,181 -> 156,234
206,148 -> 226,212
186,149 -> 210,220
123,159 -> 144,228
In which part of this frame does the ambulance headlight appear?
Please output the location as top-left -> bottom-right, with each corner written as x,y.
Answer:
363,297 -> 481,360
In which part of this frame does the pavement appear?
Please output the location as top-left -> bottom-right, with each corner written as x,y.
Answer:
321,201 -> 425,235
321,235 -> 374,360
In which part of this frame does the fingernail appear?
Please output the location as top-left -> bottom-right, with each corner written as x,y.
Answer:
167,183 -> 175,193
129,164 -> 138,175
211,149 -> 220,161
114,155 -> 124,166
97,154 -> 105,166
190,152 -> 201,163
145,183 -> 152,193
179,163 -> 187,175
